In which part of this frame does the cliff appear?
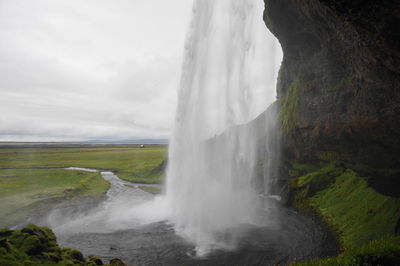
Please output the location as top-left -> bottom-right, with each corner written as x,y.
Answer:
264,0 -> 400,170
262,0 -> 400,264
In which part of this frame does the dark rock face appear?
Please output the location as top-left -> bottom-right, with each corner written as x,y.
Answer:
264,0 -> 400,168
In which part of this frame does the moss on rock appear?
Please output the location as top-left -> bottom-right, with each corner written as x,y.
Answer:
0,224 -> 127,266
279,74 -> 300,135
294,235 -> 400,266
311,169 -> 400,247
289,164 -> 400,265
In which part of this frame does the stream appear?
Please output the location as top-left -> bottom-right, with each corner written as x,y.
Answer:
45,168 -> 337,265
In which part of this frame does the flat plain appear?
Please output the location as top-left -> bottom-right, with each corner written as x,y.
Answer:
0,144 -> 167,227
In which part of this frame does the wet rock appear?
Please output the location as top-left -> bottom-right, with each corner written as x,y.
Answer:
89,255 -> 104,265
69,249 -> 85,262
264,0 -> 400,169
21,235 -> 42,255
0,228 -> 13,238
0,238 -> 9,250
109,258 -> 128,266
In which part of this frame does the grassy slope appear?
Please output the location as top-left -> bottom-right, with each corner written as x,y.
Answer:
290,163 -> 400,265
0,169 -> 110,227
0,146 -> 167,227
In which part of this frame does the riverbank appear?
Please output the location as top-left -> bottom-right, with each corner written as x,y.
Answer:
0,145 -> 166,227
46,169 -> 337,265
1,159 -> 341,265
0,168 -> 109,228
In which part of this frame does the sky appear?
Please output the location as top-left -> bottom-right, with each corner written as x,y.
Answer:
0,0 -> 193,142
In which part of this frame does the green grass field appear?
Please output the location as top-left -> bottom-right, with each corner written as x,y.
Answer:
0,145 -> 167,183
0,169 -> 109,227
0,145 -> 167,227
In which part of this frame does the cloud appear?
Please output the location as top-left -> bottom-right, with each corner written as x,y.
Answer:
0,0 -> 193,141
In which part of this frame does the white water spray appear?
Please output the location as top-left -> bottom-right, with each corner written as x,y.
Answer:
165,0 -> 282,255
46,0 -> 282,256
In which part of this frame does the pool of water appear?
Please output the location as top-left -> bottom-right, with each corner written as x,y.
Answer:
46,169 -> 337,265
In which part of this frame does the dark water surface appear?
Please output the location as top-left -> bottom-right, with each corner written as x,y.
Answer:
57,205 -> 338,266
50,170 -> 337,266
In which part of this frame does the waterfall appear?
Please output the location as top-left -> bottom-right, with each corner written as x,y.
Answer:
165,0 -> 282,255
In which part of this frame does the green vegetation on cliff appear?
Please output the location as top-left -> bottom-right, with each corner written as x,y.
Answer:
295,235 -> 400,266
310,169 -> 400,247
279,75 -> 300,134
289,163 -> 400,265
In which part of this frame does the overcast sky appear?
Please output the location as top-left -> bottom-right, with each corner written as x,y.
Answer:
0,0 -> 193,141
